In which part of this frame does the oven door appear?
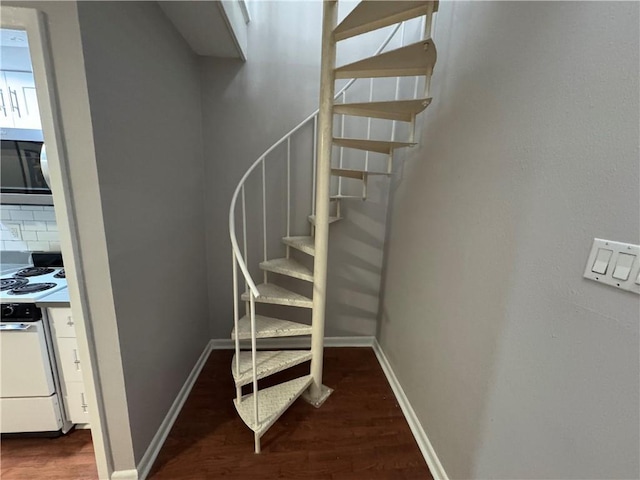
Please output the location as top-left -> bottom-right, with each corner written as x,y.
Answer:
0,319 -> 55,397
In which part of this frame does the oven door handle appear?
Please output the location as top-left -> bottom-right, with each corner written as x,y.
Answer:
0,323 -> 33,331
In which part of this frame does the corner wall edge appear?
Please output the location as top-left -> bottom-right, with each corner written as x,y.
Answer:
130,339 -> 214,480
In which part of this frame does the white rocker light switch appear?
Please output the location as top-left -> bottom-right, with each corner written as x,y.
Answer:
591,248 -> 613,275
612,253 -> 635,281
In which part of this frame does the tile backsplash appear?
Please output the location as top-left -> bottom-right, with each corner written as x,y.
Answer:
0,205 -> 60,252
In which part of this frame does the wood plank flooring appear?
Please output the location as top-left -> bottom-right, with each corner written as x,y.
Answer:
150,347 -> 431,479
0,347 -> 431,479
0,429 -> 97,480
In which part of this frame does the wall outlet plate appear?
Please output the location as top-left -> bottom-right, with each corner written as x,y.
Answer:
6,223 -> 22,240
584,238 -> 640,294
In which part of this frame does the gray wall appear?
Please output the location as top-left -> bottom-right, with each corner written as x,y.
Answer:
378,2 -> 640,479
76,1 -> 209,465
202,1 -> 400,339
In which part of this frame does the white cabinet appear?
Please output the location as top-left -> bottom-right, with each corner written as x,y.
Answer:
64,381 -> 90,425
49,308 -> 77,338
0,70 -> 41,131
47,307 -> 90,426
55,337 -> 84,383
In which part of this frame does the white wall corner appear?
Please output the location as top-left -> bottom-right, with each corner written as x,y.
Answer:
372,339 -> 449,480
134,340 -> 214,480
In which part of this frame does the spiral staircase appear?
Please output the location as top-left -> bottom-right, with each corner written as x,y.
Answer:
228,0 -> 438,453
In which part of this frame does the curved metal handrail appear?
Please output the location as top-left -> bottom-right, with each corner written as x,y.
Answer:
229,22 -> 404,297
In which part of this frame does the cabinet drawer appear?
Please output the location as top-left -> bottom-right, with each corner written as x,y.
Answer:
56,337 -> 83,383
64,382 -> 90,424
48,308 -> 76,338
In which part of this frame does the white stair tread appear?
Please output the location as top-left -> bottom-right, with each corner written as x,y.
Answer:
260,257 -> 313,282
334,137 -> 415,154
335,39 -> 436,79
333,98 -> 432,122
241,283 -> 312,308
282,236 -> 315,256
232,350 -> 313,387
331,168 -> 392,180
308,215 -> 341,226
334,1 -> 436,41
234,375 -> 313,437
232,315 -> 312,340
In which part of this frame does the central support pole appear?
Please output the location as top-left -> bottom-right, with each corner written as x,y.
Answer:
308,0 -> 337,404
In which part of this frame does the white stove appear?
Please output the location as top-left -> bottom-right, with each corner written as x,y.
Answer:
0,266 -> 67,303
1,252 -> 71,436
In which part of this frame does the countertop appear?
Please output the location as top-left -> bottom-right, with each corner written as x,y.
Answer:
36,287 -> 70,307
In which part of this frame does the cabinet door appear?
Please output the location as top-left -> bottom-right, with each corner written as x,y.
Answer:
64,382 -> 90,424
3,71 -> 41,130
55,337 -> 84,383
48,307 -> 76,338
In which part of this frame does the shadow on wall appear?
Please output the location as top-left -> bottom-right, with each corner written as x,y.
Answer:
326,189 -> 387,337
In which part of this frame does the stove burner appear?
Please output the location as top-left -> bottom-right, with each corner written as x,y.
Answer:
1,277 -> 29,291
7,283 -> 57,295
54,269 -> 65,279
14,267 -> 55,278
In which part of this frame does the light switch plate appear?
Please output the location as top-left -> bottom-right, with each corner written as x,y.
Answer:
584,238 -> 640,294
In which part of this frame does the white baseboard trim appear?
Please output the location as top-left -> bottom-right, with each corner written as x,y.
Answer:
111,470 -> 137,480
131,339 -> 214,480
372,339 -> 449,480
211,335 -> 375,350
113,337 -> 446,480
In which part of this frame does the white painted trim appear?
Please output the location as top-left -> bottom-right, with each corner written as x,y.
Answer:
132,340 -> 214,480
325,336 -> 374,347
110,338 -> 446,479
110,470 -> 137,480
372,339 -> 449,480
211,336 -> 375,350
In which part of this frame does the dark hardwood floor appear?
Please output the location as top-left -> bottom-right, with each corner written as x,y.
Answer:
1,348 -> 431,479
150,347 -> 431,479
